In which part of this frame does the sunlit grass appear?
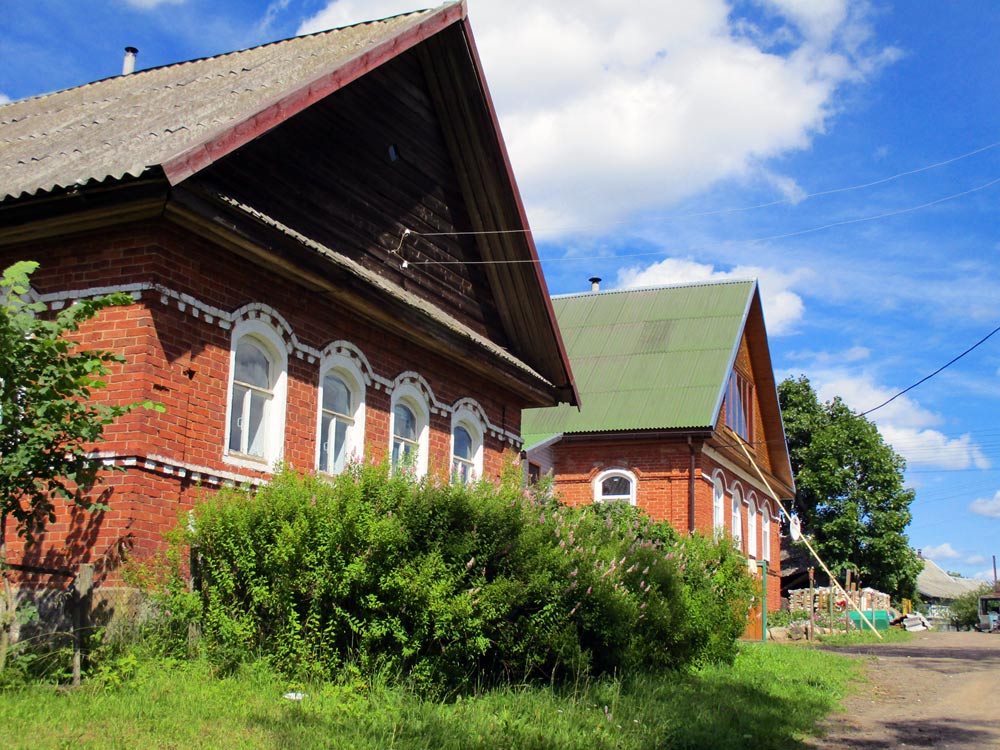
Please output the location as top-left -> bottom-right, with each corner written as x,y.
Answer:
0,643 -> 861,750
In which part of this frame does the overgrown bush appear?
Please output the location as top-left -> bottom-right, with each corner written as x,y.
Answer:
145,463 -> 754,694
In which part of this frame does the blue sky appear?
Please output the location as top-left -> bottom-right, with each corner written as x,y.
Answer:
2,1 -> 998,581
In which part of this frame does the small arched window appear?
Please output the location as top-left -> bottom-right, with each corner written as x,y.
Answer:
593,469 -> 637,505
316,352 -> 366,475
451,403 -> 485,484
731,484 -> 743,549
452,425 -> 474,483
390,382 -> 429,477
747,494 -> 758,558
712,473 -> 726,537
225,320 -> 287,468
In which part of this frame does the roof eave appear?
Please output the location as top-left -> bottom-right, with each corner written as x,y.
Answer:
160,1 -> 467,186
457,19 -> 579,407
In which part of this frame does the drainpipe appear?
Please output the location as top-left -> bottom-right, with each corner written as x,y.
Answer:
687,436 -> 696,534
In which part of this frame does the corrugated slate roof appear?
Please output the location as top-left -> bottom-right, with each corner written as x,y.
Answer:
522,280 -> 755,444
0,5 -> 451,201
916,558 -> 984,601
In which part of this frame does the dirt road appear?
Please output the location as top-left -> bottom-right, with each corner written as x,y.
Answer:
805,631 -> 1000,750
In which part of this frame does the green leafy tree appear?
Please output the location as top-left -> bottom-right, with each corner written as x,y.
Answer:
778,375 -> 922,601
947,583 -> 992,630
0,261 -> 161,672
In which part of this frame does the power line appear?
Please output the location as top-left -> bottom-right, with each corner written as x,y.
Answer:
412,140 -> 1000,239
859,322 -> 1000,417
403,174 -> 1000,265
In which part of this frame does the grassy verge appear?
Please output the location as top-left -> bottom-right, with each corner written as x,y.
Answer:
0,644 -> 861,750
816,627 -> 913,647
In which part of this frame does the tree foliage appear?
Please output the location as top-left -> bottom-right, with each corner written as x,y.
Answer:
778,376 -> 922,601
0,260 -> 160,671
947,583 -> 993,630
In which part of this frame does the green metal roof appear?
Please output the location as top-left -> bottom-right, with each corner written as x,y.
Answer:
521,280 -> 755,445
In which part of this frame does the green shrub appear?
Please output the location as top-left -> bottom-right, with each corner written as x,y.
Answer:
948,583 -> 993,630
147,463 -> 754,694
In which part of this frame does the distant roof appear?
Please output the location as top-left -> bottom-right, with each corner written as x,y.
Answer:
0,3 -> 460,201
521,280 -> 756,445
916,558 -> 984,600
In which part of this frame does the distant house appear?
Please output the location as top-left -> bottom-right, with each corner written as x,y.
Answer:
916,557 -> 982,605
0,1 -> 577,588
521,280 -> 795,611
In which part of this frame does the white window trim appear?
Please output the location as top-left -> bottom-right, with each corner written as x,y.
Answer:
712,471 -> 726,538
747,492 -> 759,558
593,468 -> 637,506
389,382 -> 429,478
223,318 -> 288,471
450,405 -> 484,483
315,352 -> 366,475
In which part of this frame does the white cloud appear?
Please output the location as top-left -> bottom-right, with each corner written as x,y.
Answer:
0,93 -> 9,106
966,554 -> 987,566
615,257 -> 808,335
972,569 -> 997,583
970,491 -> 1000,519
299,0 -> 894,237
922,542 -> 960,560
801,370 -> 991,471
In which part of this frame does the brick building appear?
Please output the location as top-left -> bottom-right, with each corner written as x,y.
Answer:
521,280 -> 795,612
0,2 -> 577,588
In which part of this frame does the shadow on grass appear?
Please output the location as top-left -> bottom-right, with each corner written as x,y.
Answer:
246,663 -> 848,750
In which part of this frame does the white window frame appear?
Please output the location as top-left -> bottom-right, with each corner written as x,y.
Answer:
450,405 -> 484,484
315,353 -> 366,475
747,492 -> 759,558
712,472 -> 726,538
223,319 -> 288,471
731,483 -> 743,550
593,468 -> 637,505
389,382 -> 429,477
761,500 -> 772,561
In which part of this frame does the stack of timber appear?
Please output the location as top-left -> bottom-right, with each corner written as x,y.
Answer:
788,586 -> 891,613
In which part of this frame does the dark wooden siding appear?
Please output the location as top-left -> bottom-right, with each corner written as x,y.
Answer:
193,48 -> 507,344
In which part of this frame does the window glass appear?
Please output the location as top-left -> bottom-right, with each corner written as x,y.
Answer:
761,506 -> 771,560
452,425 -> 474,483
597,472 -> 634,503
229,337 -> 274,458
726,371 -> 753,441
392,403 -> 418,470
747,500 -> 758,557
235,340 -> 270,388
731,488 -> 743,548
713,475 -> 725,535
319,373 -> 353,474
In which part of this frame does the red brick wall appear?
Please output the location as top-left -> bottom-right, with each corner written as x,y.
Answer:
548,437 -> 782,611
3,220 -> 528,586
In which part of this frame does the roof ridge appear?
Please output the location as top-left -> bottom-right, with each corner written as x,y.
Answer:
552,278 -> 756,300
0,5 -> 443,109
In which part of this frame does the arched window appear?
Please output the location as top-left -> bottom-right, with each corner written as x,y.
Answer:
712,473 -> 726,537
316,352 -> 365,475
225,320 -> 287,469
747,493 -> 758,558
451,404 -> 484,484
390,382 -> 429,477
761,501 -> 771,561
593,469 -> 637,505
731,484 -> 743,549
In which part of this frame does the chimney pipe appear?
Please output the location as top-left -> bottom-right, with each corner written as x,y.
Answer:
589,276 -> 602,293
122,47 -> 139,75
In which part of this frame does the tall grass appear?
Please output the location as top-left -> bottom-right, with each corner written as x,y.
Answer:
0,643 -> 860,750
